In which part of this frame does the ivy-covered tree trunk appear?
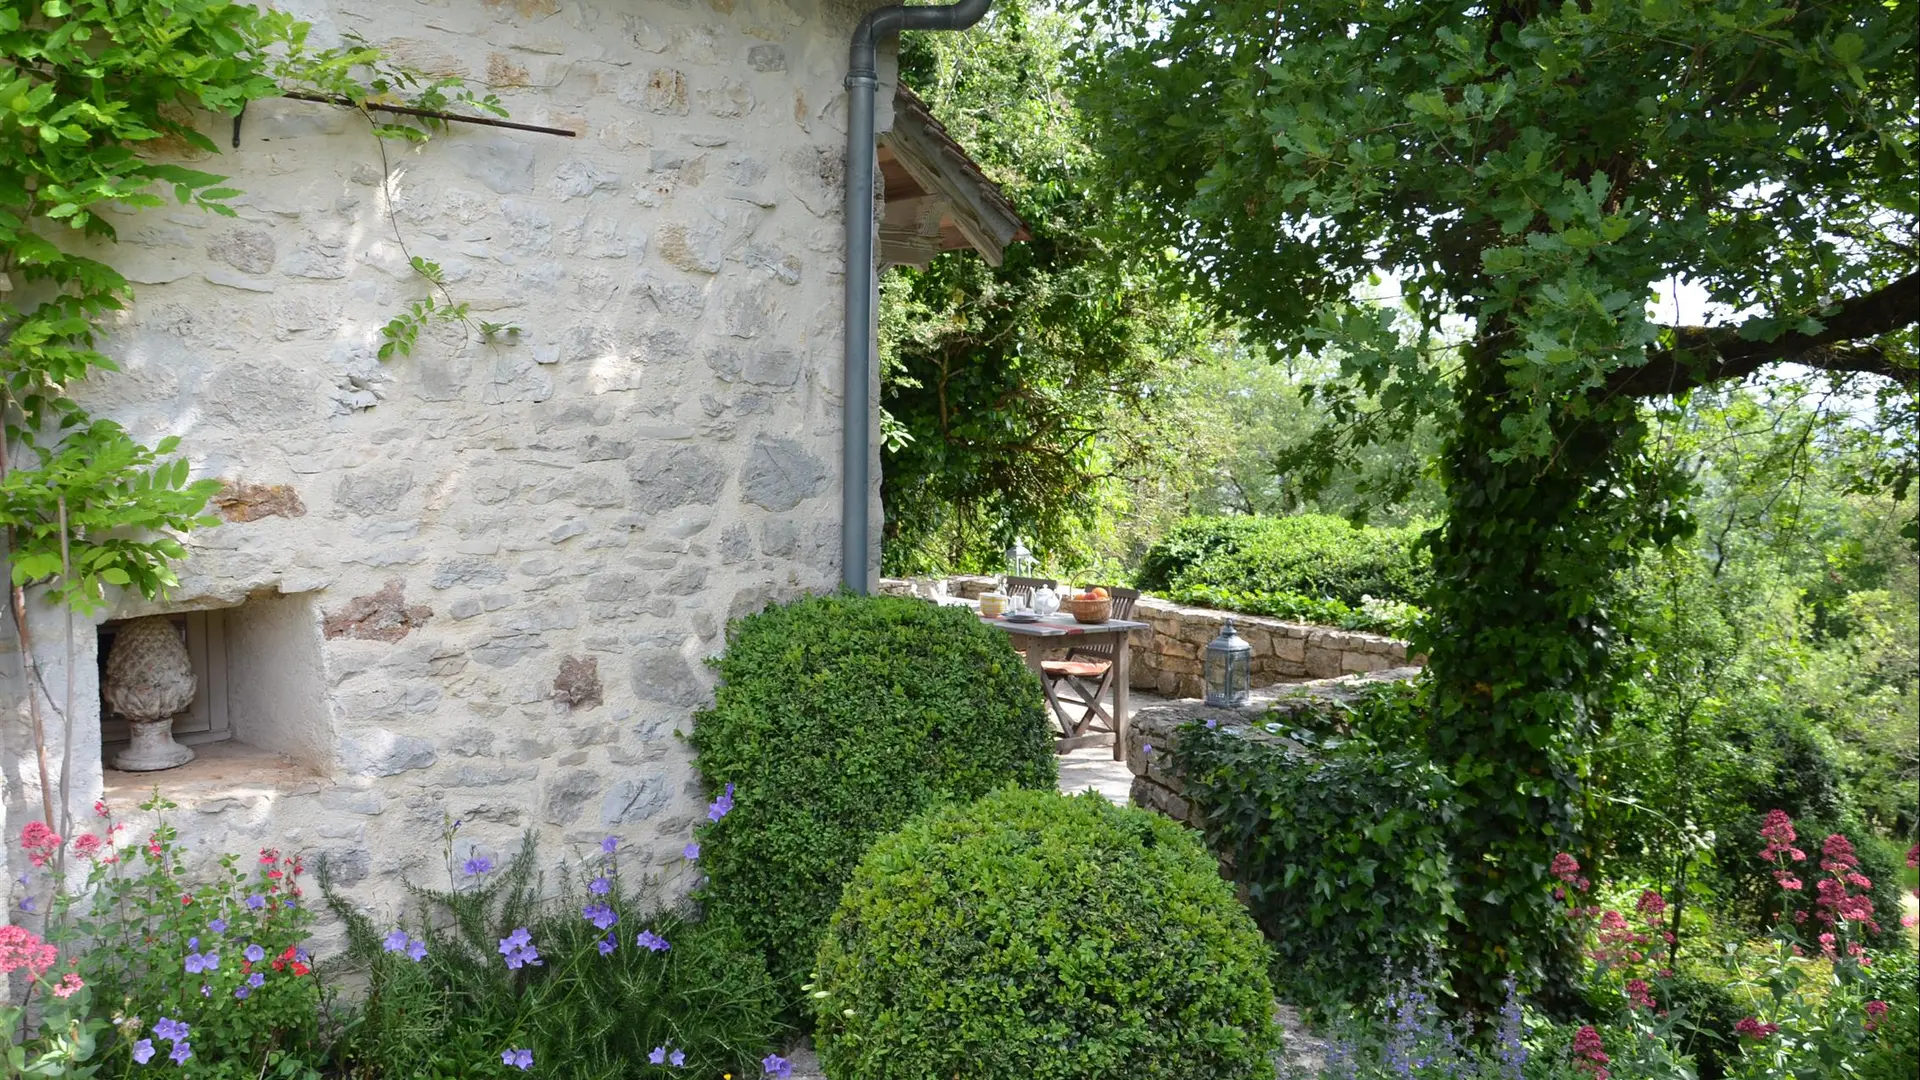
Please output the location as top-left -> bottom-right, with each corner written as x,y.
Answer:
1420,327 -> 1649,1009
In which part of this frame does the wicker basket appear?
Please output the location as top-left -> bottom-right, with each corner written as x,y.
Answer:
1063,595 -> 1113,624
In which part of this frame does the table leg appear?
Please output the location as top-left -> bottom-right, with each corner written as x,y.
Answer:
1023,640 -> 1048,679
1113,630 -> 1132,761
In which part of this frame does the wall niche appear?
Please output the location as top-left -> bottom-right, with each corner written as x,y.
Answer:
100,591 -> 332,774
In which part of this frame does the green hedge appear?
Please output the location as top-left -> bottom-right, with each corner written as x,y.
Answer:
1135,515 -> 1430,629
1175,695 -> 1462,1007
690,593 -> 1058,1003
811,788 -> 1278,1080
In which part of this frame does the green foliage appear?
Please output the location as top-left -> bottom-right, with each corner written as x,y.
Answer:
689,593 -> 1058,1001
1078,0 -> 1920,1005
1133,514 -> 1429,633
811,788 -> 1278,1080
1175,705 -> 1463,1007
52,794 -> 324,1076
1137,514 -> 1430,605
879,4 -> 1214,574
325,831 -> 782,1080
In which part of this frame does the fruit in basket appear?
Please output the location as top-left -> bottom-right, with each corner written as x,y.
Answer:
1090,587 -> 1109,599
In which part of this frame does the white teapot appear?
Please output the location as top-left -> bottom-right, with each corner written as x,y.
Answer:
1030,583 -> 1060,616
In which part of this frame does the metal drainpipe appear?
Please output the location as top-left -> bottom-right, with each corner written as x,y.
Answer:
841,0 -> 994,594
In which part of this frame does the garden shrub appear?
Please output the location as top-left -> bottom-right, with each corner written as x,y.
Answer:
811,788 -> 1278,1080
1176,713 -> 1461,1006
326,832 -> 783,1079
690,593 -> 1057,1000
1134,514 -> 1429,632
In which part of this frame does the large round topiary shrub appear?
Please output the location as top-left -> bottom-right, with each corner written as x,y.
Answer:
811,788 -> 1278,1080
690,593 -> 1057,1000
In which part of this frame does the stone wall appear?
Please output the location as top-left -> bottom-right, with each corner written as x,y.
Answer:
1122,668 -> 1424,829
878,576 -> 1415,697
3,0 -> 891,930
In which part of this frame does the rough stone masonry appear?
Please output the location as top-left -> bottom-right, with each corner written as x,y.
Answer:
1,0 -> 898,928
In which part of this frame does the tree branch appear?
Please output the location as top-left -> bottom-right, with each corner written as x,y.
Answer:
1608,271 -> 1919,398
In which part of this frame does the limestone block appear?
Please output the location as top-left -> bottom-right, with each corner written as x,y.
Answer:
431,557 -> 508,590
738,435 -> 827,510
342,730 -> 438,778
630,647 -> 705,706
627,447 -> 725,512
1341,651 -> 1384,674
600,775 -> 671,826
1304,646 -> 1343,679
1275,634 -> 1307,663
334,467 -> 414,516
544,770 -> 604,826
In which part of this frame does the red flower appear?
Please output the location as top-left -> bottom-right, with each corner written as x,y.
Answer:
1551,853 -> 1582,886
1735,1017 -> 1778,1041
71,833 -> 103,860
21,821 -> 61,868
0,926 -> 59,976
1625,979 -> 1656,1010
1820,833 -> 1859,873
1571,1025 -> 1611,1079
92,799 -> 110,818
1865,1000 -> 1889,1031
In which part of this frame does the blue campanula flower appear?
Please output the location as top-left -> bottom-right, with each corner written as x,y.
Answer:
634,929 -> 670,952
707,783 -> 735,823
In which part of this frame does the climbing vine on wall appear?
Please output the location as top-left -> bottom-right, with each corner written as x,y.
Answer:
0,4 -> 501,615
0,1 -> 506,832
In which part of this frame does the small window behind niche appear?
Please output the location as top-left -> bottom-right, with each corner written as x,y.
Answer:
98,610 -> 231,749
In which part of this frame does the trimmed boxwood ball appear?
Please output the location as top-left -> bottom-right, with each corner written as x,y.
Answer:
811,788 -> 1279,1080
690,593 -> 1057,1002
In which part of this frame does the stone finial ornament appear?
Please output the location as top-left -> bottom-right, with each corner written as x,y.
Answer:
104,616 -> 197,772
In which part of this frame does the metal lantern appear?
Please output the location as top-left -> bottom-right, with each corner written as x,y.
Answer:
1204,619 -> 1252,707
1005,538 -> 1035,578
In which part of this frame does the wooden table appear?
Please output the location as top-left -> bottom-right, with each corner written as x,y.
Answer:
944,599 -> 1147,759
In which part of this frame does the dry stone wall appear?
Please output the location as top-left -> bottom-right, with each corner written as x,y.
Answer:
878,576 -> 1414,697
1123,668 -> 1424,829
3,0 -> 890,927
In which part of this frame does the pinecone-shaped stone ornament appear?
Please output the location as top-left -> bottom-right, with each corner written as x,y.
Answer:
104,616 -> 197,771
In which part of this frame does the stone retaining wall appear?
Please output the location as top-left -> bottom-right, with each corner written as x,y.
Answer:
879,576 -> 1415,697
1122,668 -> 1424,829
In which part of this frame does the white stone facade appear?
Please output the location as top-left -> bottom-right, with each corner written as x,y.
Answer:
2,0 -> 895,924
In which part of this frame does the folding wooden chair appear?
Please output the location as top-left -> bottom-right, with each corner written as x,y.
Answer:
1040,585 -> 1139,738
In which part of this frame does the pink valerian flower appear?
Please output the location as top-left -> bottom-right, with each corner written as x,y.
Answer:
1865,1000 -> 1889,1032
1625,979 -> 1656,1010
71,833 -> 104,861
21,822 -> 61,868
1551,853 -> 1582,886
1759,810 -> 1797,853
50,972 -> 83,999
1818,932 -> 1838,959
1819,833 -> 1858,873
1735,1017 -> 1779,1041
0,926 -> 59,977
1571,1025 -> 1611,1079
1589,909 -> 1649,967
92,799 -> 109,818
